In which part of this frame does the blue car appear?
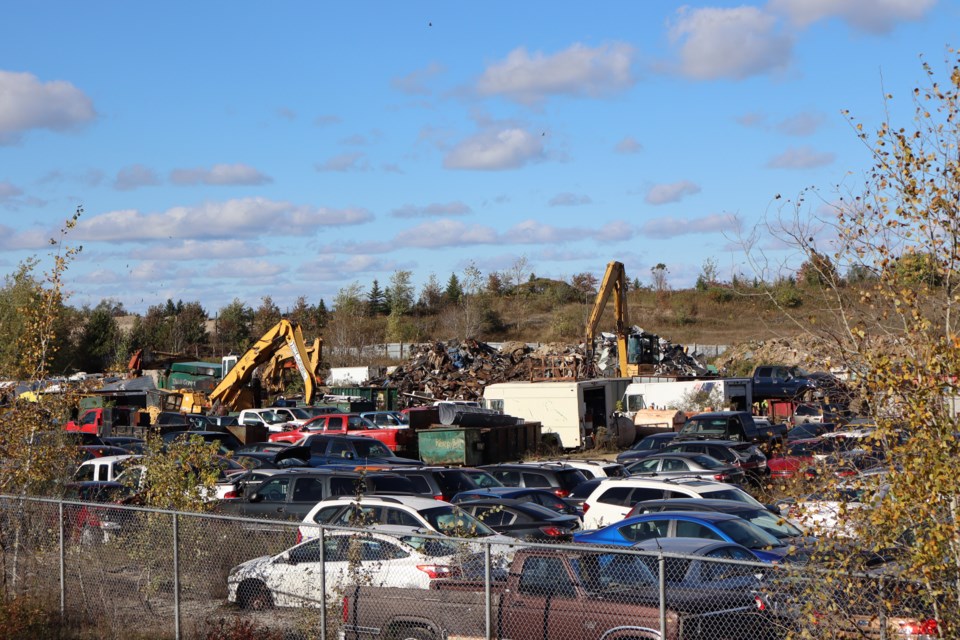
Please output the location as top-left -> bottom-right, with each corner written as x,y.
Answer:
572,511 -> 794,563
450,487 -> 581,517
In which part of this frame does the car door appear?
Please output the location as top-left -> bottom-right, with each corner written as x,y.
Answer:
286,477 -> 327,519
246,477 -> 291,518
267,537 -> 327,607
673,518 -> 725,543
616,518 -> 670,544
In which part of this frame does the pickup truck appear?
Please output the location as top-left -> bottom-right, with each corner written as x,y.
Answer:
268,413 -> 416,453
749,365 -> 847,402
341,547 -> 772,640
675,411 -> 786,457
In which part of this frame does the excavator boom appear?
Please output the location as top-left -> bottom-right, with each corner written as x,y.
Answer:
209,320 -> 319,411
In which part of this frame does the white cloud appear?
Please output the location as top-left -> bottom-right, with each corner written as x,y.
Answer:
169,163 -> 272,186
504,219 -> 587,244
392,62 -> 445,95
594,220 -> 636,242
614,136 -> 643,154
0,70 -> 96,145
444,128 -> 544,170
143,239 -> 268,260
641,213 -> 733,238
315,152 -> 370,172
208,259 -> 286,279
668,6 -> 793,80
296,254 -> 397,280
645,180 -> 701,205
776,111 -> 827,136
548,192 -> 592,207
769,0 -> 935,33
73,197 -> 374,242
736,112 -> 767,128
313,114 -> 341,127
0,181 -> 22,199
477,43 -> 635,105
391,201 -> 473,218
114,164 -> 160,191
393,219 -> 498,248
766,146 -> 836,169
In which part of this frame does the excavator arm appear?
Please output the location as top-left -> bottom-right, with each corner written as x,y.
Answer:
585,261 -> 630,375
209,320 -> 317,411
260,337 -> 323,395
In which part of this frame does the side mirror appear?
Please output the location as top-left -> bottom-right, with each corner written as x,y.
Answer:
249,492 -> 264,503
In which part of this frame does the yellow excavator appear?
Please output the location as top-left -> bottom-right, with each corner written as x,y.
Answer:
585,260 -> 659,377
210,320 -> 322,411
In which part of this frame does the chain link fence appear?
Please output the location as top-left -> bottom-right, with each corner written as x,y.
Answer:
0,495 -> 936,639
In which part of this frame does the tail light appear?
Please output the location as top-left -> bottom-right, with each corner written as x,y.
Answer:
713,473 -> 730,482
754,595 -> 766,611
342,596 -> 349,623
538,526 -> 565,537
899,619 -> 938,637
582,502 -> 590,514
416,564 -> 453,579
295,529 -> 303,545
433,495 -> 445,501
222,490 -> 238,499
553,489 -> 570,498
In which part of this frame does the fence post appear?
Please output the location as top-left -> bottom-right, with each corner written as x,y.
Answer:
58,500 -> 65,619
172,512 -> 180,640
484,542 -> 492,640
319,526 -> 326,637
878,574 -> 886,640
658,551 -> 666,638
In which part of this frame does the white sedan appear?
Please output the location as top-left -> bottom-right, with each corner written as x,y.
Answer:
227,528 -> 476,609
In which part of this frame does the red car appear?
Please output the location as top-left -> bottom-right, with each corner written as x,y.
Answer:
268,413 -> 414,452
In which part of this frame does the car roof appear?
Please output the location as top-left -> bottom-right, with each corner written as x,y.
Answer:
455,486 -> 554,497
480,462 -> 578,471
640,451 -> 709,459
626,511 -> 742,523
633,498 -> 758,513
78,454 -> 139,465
632,537 -> 747,555
593,477 -> 725,489
65,480 -> 127,489
318,494 -> 453,509
455,498 -> 576,517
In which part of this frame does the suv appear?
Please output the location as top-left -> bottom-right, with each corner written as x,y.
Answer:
537,459 -> 628,479
479,463 -> 589,498
237,409 -> 292,433
581,477 -> 765,529
294,434 -> 422,466
298,495 -> 516,544
215,468 -> 417,522
616,432 -> 678,464
391,467 -> 502,501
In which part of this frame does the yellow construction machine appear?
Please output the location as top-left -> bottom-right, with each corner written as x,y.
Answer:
585,260 -> 659,377
210,320 -> 322,411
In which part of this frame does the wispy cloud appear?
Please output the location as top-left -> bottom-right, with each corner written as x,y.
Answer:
769,0 -> 936,34
645,180 -> 701,205
641,213 -> 733,238
392,62 -> 445,95
476,42 -> 635,105
614,136 -> 643,154
113,164 -> 161,191
169,163 -> 272,186
766,146 -> 835,169
391,201 -> 473,218
315,152 -> 370,172
548,192 -> 592,207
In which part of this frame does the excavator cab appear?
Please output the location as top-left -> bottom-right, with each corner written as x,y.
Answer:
626,332 -> 659,367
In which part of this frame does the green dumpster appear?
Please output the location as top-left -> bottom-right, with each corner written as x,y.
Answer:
418,427 -> 485,466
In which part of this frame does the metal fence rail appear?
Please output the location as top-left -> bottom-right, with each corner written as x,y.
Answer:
0,495 -> 919,640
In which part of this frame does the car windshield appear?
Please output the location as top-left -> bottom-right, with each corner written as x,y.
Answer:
421,506 -> 497,537
353,440 -> 393,459
742,509 -> 804,539
715,519 -> 783,550
287,408 -> 312,419
462,470 -> 502,488
634,436 -> 671,451
557,469 -> 589,490
571,552 -> 657,590
398,535 -> 461,557
681,418 -> 727,435
700,488 -> 765,509
691,455 -> 724,469
261,411 -> 286,425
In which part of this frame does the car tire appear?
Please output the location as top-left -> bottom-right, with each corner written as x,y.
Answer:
237,580 -> 273,611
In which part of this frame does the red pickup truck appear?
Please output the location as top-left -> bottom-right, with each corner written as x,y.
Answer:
268,413 -> 415,453
341,547 -> 773,640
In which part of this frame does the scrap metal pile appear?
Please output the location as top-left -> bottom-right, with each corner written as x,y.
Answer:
371,333 -> 712,408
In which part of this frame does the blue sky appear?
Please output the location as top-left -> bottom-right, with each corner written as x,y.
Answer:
0,1 -> 954,314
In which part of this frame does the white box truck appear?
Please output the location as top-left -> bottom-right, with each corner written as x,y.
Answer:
622,378 -> 753,418
482,378 -> 633,450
